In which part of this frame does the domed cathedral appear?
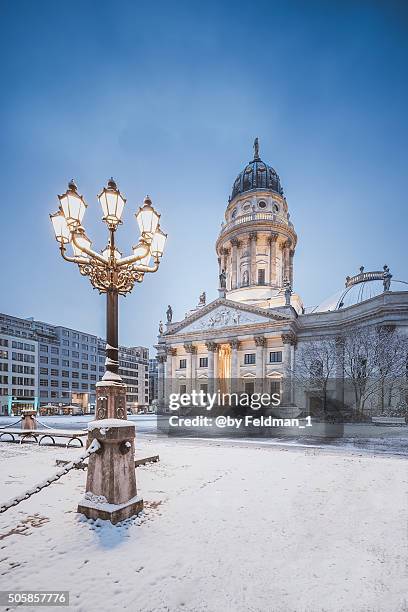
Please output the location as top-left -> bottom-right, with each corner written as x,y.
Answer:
216,138 -> 303,313
156,139 -> 408,415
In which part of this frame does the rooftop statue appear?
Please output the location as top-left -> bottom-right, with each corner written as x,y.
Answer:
166,305 -> 173,323
383,264 -> 392,292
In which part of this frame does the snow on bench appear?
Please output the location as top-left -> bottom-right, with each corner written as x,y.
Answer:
0,428 -> 87,447
371,416 -> 406,426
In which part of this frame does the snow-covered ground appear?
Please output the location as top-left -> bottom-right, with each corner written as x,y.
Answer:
0,435 -> 407,612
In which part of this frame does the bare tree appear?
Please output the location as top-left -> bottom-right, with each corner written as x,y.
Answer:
293,338 -> 338,413
342,325 -> 408,416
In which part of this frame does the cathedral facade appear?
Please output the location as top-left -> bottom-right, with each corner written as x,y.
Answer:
156,141 -> 408,413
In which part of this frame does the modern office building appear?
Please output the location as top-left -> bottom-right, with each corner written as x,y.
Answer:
0,312 -> 149,415
119,346 -> 149,413
0,317 -> 39,414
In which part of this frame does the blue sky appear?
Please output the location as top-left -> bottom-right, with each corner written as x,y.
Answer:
1,0 -> 407,349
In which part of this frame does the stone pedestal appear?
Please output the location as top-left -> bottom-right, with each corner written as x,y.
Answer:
77,419 -> 143,524
95,381 -> 127,420
21,410 -> 37,430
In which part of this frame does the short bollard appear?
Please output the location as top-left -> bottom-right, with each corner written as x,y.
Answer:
21,409 -> 37,431
77,419 -> 143,524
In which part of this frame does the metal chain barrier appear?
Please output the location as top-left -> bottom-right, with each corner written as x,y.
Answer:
36,418 -> 87,432
0,439 -> 101,514
0,418 -> 23,429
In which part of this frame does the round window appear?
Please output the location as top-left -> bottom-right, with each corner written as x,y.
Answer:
272,203 -> 279,213
258,201 -> 267,209
231,209 -> 237,219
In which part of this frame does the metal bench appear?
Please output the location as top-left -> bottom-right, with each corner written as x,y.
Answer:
0,428 -> 88,447
371,416 -> 406,426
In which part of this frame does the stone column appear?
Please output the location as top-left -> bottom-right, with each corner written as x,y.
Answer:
268,234 -> 278,286
282,332 -> 296,405
231,339 -> 240,390
205,341 -> 217,395
282,241 -> 291,284
254,336 -> 266,393
231,238 -> 239,290
289,250 -> 294,288
157,354 -> 166,407
165,347 -> 176,405
184,343 -> 196,395
249,232 -> 257,286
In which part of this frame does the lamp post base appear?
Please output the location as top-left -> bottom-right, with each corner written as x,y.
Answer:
78,494 -> 144,525
95,379 -> 127,420
78,419 -> 143,524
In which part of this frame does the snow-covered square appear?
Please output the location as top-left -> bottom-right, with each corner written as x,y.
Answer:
0,426 -> 407,612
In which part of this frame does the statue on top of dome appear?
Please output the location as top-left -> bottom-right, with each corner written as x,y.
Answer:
253,137 -> 260,160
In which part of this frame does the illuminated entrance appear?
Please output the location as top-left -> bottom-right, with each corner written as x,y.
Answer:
218,344 -> 231,394
8,396 -> 39,416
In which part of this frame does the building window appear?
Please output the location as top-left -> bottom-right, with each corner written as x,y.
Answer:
40,344 -> 48,352
72,351 -> 79,358
0,339 -> 9,347
269,351 -> 282,363
40,356 -> 48,364
51,358 -> 59,365
258,269 -> 266,285
199,357 -> 208,368
270,380 -> 281,396
179,359 -> 187,369
62,349 -> 69,356
40,379 -> 48,387
50,369 -> 59,376
0,350 -> 9,359
258,200 -> 267,209
40,367 -> 48,375
179,384 -> 187,394
51,346 -> 59,354
244,353 -> 256,365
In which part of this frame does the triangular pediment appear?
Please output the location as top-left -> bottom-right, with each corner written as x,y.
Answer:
166,299 -> 289,336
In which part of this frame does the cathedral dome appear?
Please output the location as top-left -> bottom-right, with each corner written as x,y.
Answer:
312,266 -> 408,313
231,138 -> 283,200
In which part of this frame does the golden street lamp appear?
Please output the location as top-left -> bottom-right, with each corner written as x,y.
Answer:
50,178 -> 167,414
50,178 -> 167,523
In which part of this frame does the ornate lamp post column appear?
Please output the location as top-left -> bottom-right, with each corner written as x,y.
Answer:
50,179 -> 167,523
